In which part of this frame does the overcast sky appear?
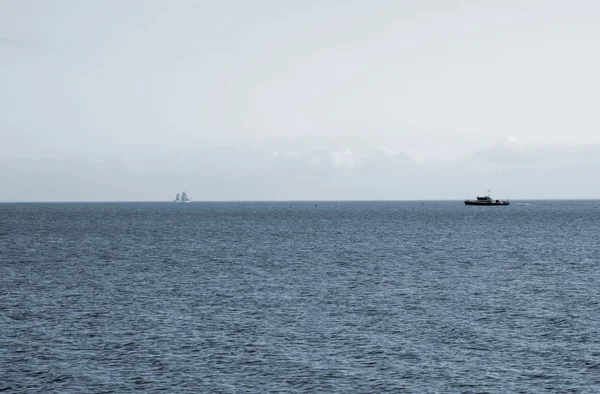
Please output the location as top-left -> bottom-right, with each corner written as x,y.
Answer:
2,1 -> 600,201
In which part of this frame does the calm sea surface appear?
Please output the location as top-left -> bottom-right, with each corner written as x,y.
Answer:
2,201 -> 600,392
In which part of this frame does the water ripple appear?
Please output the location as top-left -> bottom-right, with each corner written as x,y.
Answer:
1,201 -> 600,392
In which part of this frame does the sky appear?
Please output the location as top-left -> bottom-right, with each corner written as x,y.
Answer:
2,0 -> 600,201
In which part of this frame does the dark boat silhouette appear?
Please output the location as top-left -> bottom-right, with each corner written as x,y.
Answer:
464,190 -> 509,206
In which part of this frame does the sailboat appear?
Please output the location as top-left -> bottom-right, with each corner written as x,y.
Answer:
174,191 -> 191,202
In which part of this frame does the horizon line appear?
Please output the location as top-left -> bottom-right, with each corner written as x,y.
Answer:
2,198 -> 600,204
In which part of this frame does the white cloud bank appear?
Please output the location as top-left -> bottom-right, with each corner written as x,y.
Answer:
1,140 -> 600,201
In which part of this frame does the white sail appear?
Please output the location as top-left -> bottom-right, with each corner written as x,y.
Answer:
174,193 -> 180,202
181,191 -> 191,202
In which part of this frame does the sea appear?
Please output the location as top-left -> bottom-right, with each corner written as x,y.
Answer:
1,200 -> 600,393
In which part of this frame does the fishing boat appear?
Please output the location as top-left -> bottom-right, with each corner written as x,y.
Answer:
464,190 -> 509,206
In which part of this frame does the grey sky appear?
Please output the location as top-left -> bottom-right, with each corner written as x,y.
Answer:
2,1 -> 600,200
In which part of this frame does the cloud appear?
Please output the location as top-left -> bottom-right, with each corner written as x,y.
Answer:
4,142 -> 600,201
473,137 -> 533,163
330,146 -> 355,169
270,146 -> 361,170
378,146 -> 398,156
474,146 -> 532,162
0,36 -> 45,52
308,156 -> 323,167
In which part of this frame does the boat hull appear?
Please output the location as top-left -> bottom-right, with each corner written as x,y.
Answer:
464,201 -> 510,206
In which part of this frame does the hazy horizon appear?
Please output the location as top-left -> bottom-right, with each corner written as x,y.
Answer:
3,1 -> 600,201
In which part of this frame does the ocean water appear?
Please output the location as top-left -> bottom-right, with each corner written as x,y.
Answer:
1,201 -> 600,393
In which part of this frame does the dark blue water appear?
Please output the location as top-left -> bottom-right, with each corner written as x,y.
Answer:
2,201 -> 600,392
